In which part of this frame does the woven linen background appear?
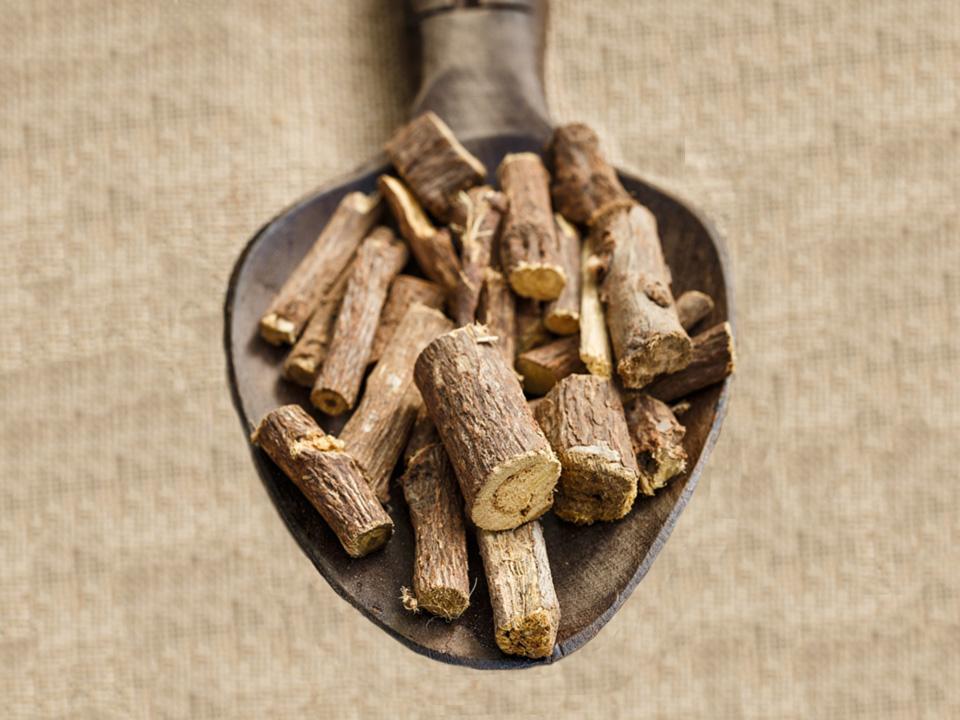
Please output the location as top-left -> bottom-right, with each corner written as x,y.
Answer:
2,1 -> 958,717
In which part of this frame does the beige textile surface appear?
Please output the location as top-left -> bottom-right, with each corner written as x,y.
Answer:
2,0 -> 958,717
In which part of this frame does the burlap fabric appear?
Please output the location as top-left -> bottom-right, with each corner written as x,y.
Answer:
2,1 -> 957,717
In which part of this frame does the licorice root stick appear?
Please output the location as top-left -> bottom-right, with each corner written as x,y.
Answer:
544,214 -> 581,335
369,275 -> 445,365
339,303 -> 453,501
675,290 -> 715,332
452,186 -> 507,325
644,321 -> 736,402
498,153 -> 565,300
311,227 -> 408,415
400,411 -> 470,620
379,174 -> 461,293
578,235 -> 612,377
536,374 -> 639,523
516,334 -> 586,396
414,324 -> 560,531
282,259 -> 355,387
251,405 -> 393,558
622,393 -> 688,495
478,521 -> 560,659
593,204 -> 691,387
259,191 -> 381,345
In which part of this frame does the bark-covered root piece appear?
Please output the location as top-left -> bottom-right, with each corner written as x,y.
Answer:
516,334 -> 586,396
476,268 -> 516,365
593,204 -> 691,387
675,290 -> 715,332
379,174 -> 461,293
536,374 -> 639,524
400,411 -> 470,620
622,393 -> 687,495
578,234 -> 612,377
369,275 -> 445,365
250,405 -> 393,558
548,122 -> 632,226
477,521 -> 560,659
384,110 -> 486,225
515,297 -> 551,356
498,153 -> 565,301
339,304 -> 454,502
282,260 -> 354,387
310,227 -> 408,415
259,191 -> 381,345
645,321 -> 736,402
543,214 -> 581,335
451,186 -> 507,326
414,324 -> 560,531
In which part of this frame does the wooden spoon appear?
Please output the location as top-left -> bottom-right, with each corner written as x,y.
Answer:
224,0 -> 734,668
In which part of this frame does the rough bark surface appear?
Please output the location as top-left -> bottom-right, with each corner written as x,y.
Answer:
404,407 -> 441,466
259,191 -> 381,345
414,324 -> 560,531
400,413 -> 470,620
548,122 -> 632,226
379,174 -> 461,293
536,375 -> 639,524
339,304 -> 454,501
675,290 -> 716,332
516,334 -> 586,396
594,204 -> 692,388
544,214 -> 581,335
451,186 -> 507,325
515,297 -> 551,355
645,321 -> 736,402
369,275 -> 445,365
250,405 -> 393,558
476,269 -> 516,365
477,521 -> 560,659
622,393 -> 688,496
498,153 -> 565,300
578,235 -> 612,377
311,228 -> 408,415
282,260 -> 354,387
384,110 -> 486,224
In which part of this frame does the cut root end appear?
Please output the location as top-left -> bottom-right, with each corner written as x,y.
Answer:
310,388 -> 350,416
509,264 -> 566,302
259,314 -> 297,346
471,450 -> 560,531
496,608 -> 558,659
345,521 -> 393,558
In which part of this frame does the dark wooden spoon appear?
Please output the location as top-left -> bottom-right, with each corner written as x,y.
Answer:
224,0 -> 734,669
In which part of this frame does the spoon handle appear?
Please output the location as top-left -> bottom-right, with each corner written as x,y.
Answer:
408,1 -> 551,142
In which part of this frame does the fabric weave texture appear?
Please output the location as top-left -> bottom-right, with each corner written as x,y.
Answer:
1,1 -> 958,717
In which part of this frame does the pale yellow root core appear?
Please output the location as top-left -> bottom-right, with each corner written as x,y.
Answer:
509,264 -> 566,301
283,356 -> 318,387
470,450 -> 561,531
310,388 -> 350,416
344,522 -> 393,558
617,332 -> 692,389
379,175 -> 436,241
544,309 -> 579,335
259,313 -> 297,346
578,236 -> 612,377
580,351 -> 612,378
495,608 -> 558,659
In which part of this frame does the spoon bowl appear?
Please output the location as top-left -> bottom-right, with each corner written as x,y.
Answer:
224,3 -> 733,669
